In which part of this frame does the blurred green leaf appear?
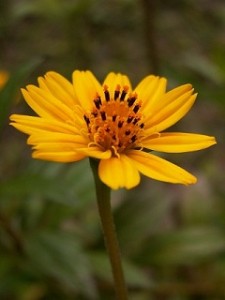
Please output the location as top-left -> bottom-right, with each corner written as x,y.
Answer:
12,0 -> 90,20
140,226 -> 225,266
183,53 -> 224,84
25,231 -> 97,299
89,251 -> 151,289
0,159 -> 94,207
0,58 -> 42,134
115,188 -> 172,257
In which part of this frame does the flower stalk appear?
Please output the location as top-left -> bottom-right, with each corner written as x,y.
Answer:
90,158 -> 128,300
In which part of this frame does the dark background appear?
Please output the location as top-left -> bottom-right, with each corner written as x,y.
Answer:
0,0 -> 225,299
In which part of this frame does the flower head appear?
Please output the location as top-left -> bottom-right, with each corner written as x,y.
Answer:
10,71 -> 216,189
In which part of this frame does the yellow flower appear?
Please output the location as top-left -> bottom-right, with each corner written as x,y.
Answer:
0,70 -> 9,90
10,71 -> 216,189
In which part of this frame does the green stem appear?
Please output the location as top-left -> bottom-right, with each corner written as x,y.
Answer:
90,158 -> 128,300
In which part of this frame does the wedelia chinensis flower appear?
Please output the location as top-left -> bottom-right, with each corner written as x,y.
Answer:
10,71 -> 216,189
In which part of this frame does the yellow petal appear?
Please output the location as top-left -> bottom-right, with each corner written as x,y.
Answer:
78,147 -> 112,160
98,154 -> 140,189
73,70 -> 103,110
103,72 -> 132,96
22,86 -> 74,121
142,132 -> 217,153
151,84 -> 193,114
32,143 -> 78,151
10,114 -> 80,135
38,71 -> 78,107
127,150 -> 197,185
72,105 -> 87,128
28,132 -> 87,147
32,151 -> 85,162
134,75 -> 167,112
144,84 -> 197,133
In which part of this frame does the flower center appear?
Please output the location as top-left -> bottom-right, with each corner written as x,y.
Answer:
83,85 -> 145,156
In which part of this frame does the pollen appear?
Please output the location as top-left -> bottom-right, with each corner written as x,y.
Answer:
83,85 -> 145,156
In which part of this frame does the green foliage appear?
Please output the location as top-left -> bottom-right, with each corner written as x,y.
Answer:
89,251 -> 151,289
0,59 -> 42,134
141,226 -> 225,265
25,231 -> 97,299
0,0 -> 224,299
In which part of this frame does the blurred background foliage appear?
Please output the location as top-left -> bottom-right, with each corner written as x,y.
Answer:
0,0 -> 225,299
